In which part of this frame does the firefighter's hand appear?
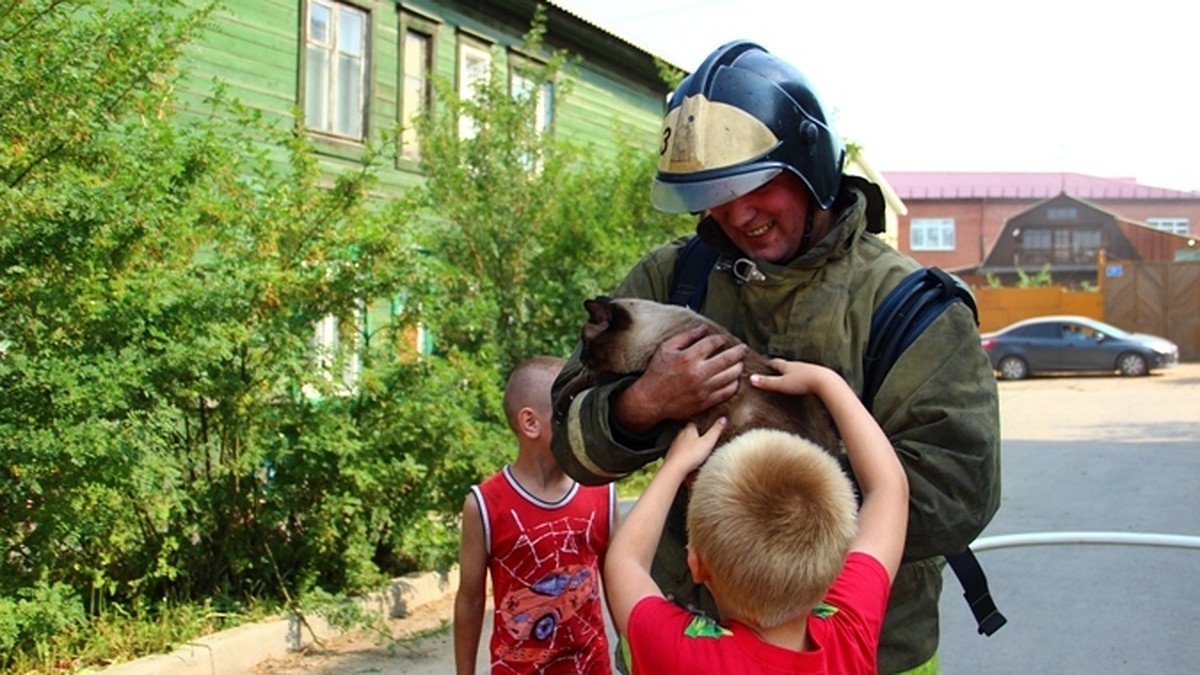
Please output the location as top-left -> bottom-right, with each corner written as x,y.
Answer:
614,324 -> 747,434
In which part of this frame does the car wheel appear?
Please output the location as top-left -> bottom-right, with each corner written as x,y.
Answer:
533,614 -> 557,641
997,355 -> 1029,380
1118,352 -> 1148,376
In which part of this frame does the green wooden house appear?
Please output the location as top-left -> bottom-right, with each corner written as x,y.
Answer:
171,0 -> 678,367
177,0 -> 674,195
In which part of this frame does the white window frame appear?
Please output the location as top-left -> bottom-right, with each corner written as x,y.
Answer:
457,39 -> 492,139
304,0 -> 368,140
400,25 -> 433,161
910,218 -> 956,251
1147,217 -> 1190,235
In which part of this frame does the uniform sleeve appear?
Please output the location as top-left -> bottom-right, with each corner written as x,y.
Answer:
871,302 -> 1002,559
550,241 -> 686,486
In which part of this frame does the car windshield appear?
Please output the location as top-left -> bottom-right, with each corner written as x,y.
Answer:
1078,319 -> 1133,339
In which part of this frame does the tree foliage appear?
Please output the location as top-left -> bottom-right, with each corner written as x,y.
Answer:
413,15 -> 687,377
1,1 -> 688,670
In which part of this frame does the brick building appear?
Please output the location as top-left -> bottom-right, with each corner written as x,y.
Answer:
884,172 -> 1200,281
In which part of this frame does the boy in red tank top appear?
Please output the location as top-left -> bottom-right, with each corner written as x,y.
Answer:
454,356 -> 618,674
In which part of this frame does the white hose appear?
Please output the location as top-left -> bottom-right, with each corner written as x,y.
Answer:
971,531 -> 1200,553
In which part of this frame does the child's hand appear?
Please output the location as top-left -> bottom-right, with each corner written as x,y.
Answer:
749,358 -> 831,396
664,418 -> 726,475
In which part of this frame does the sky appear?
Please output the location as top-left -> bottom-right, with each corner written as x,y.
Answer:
553,0 -> 1200,192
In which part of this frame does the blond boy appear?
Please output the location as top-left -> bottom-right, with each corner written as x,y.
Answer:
605,359 -> 908,674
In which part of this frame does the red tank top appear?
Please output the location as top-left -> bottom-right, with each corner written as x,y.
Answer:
472,465 -> 615,674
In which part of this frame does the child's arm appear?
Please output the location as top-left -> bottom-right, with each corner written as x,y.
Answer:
453,493 -> 488,675
603,418 -> 726,636
751,360 -> 909,581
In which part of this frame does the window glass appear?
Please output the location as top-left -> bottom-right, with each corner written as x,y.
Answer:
309,2 -> 331,43
336,50 -> 363,137
401,29 -> 431,160
337,10 -> 364,58
458,41 -> 491,138
305,45 -> 330,129
1147,217 -> 1190,235
511,68 -> 552,134
304,1 -> 367,140
910,218 -> 955,251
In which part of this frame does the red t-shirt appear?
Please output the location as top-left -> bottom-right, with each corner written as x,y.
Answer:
472,466 -> 615,674
627,552 -> 890,675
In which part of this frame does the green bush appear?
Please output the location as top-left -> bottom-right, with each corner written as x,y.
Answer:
2,2 -> 688,671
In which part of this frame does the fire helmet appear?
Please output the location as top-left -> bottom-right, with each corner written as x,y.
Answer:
651,40 -> 846,214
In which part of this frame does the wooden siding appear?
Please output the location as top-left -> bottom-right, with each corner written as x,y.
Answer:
1115,221 -> 1197,262
177,0 -> 298,123
176,0 -> 669,197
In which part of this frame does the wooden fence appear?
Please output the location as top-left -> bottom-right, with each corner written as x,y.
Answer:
1103,260 -> 1200,361
969,260 -> 1200,361
973,287 -> 1104,334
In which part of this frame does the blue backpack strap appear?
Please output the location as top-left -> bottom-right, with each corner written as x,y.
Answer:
863,266 -> 1005,637
862,267 -> 977,410
669,236 -> 720,311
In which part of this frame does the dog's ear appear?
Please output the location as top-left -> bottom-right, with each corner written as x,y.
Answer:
582,298 -> 612,341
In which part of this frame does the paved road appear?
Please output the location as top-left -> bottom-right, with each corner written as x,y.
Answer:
936,363 -> 1200,674
259,363 -> 1200,674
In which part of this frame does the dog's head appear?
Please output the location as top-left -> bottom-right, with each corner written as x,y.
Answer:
578,296 -> 724,374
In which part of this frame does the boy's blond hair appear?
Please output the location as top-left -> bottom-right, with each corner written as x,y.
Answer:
687,429 -> 858,628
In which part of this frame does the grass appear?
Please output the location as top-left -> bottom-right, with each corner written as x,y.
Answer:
2,599 -> 278,675
615,461 -> 659,501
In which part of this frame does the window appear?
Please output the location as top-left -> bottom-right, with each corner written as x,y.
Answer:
307,310 -> 363,398
1020,228 -> 1101,265
400,26 -> 432,161
1011,324 -> 1057,339
1070,230 -> 1102,262
1061,322 -> 1101,343
1020,228 -> 1053,265
304,0 -> 368,140
910,218 -> 955,251
510,59 -> 553,171
1147,217 -> 1190,235
457,39 -> 492,138
510,64 -> 553,134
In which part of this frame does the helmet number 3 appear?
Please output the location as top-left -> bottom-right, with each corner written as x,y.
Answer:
660,126 -> 672,156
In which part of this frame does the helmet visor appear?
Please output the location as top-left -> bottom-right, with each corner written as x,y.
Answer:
651,166 -> 782,214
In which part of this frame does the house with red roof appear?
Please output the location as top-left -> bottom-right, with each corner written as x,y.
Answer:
883,172 -> 1200,284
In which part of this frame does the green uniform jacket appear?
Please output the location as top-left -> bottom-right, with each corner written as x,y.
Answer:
551,185 -> 1002,673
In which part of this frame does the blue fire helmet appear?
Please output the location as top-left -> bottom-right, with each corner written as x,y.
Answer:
651,41 -> 846,214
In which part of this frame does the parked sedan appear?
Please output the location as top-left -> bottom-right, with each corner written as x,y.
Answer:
981,315 -> 1179,380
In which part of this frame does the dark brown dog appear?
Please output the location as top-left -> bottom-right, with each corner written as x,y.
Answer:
559,296 -> 839,454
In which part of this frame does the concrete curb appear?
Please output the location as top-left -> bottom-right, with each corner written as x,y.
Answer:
92,567 -> 460,675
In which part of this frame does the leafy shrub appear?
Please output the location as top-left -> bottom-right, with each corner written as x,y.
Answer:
1,2 -> 688,671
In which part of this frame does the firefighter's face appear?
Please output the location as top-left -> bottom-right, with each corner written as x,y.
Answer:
707,172 -> 814,264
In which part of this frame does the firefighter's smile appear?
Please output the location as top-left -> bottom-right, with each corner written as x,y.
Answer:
746,221 -> 773,238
